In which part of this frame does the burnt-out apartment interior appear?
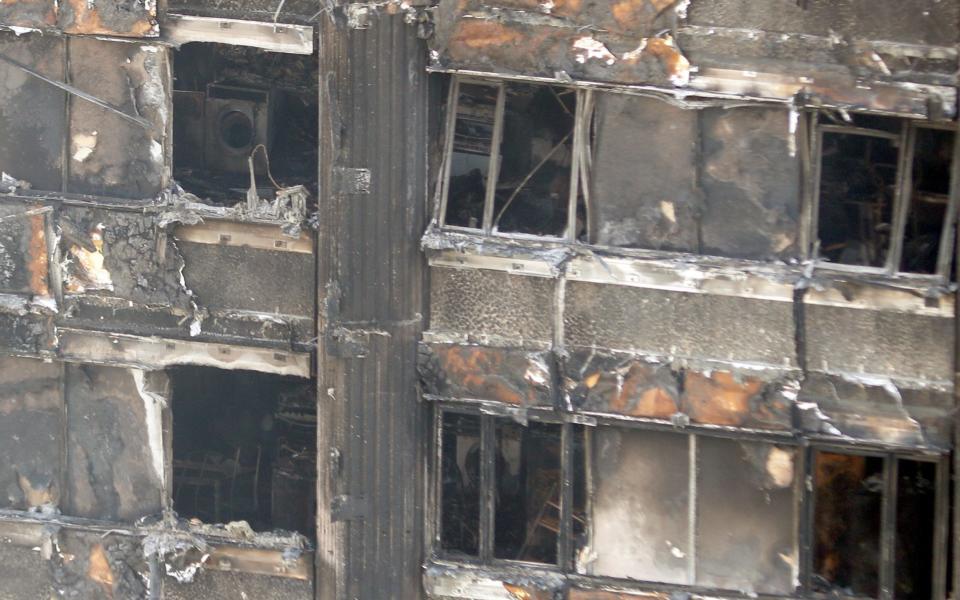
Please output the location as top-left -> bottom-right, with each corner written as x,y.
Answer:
0,0 -> 958,599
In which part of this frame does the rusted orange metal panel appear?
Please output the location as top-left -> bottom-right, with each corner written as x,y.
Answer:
565,354 -> 679,419
0,0 -> 157,37
681,370 -> 792,430
27,210 -> 48,297
419,342 -> 554,406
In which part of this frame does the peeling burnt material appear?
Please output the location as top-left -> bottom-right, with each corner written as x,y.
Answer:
420,342 -> 554,406
0,0 -> 157,37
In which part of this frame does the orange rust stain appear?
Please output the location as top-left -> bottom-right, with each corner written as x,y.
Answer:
438,346 -> 525,404
610,0 -> 647,30
17,472 -> 56,507
27,210 -> 48,297
682,370 -> 764,427
87,543 -> 115,591
450,20 -> 525,50
650,37 -> 690,82
593,362 -> 677,418
61,0 -> 153,36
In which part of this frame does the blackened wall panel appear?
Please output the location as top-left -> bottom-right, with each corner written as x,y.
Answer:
0,357 -> 62,510
0,33 -> 66,192
317,12 -> 429,600
64,364 -> 163,521
564,282 -> 797,367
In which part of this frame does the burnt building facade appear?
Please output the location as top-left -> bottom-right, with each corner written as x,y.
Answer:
0,0 -> 956,599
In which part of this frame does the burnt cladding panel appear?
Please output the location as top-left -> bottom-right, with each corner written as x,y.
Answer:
166,0 -> 320,23
178,241 -> 314,316
590,93 -> 699,251
0,357 -> 62,511
687,0 -> 958,47
66,38 -> 167,199
0,540 -> 56,599
429,267 -> 554,342
0,33 -> 66,192
804,304 -> 953,381
564,282 -> 797,367
699,106 -> 800,260
64,364 -> 163,521
164,570 -> 313,599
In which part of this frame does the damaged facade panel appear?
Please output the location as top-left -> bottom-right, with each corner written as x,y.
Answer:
563,282 -> 797,368
176,228 -> 316,346
164,569 -> 313,599
0,356 -> 62,511
803,301 -> 953,383
64,364 -> 164,521
420,342 -> 554,406
430,266 -> 555,344
66,38 -> 168,199
0,34 -> 168,198
0,0 -> 157,37
590,94 -> 800,259
0,34 -> 66,192
798,372 -> 953,449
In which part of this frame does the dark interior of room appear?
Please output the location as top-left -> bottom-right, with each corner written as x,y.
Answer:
170,366 -> 316,539
172,43 -> 318,206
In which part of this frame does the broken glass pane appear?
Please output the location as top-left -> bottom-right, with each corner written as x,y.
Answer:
696,437 -> 798,595
445,82 -> 497,229
901,128 -> 954,274
587,428 -> 690,584
493,420 -> 562,564
491,83 -> 575,237
895,459 -> 937,599
818,131 -> 899,267
813,452 -> 884,597
440,412 -> 481,556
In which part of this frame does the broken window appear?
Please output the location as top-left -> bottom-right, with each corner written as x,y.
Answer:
436,408 -> 585,566
172,43 -> 318,206
812,450 -> 948,599
439,77 -> 589,240
813,114 -> 957,278
169,366 -> 316,539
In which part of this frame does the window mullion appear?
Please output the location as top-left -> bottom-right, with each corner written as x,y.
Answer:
886,124 -> 915,273
437,77 -> 460,227
479,415 -> 497,560
879,455 -> 899,600
935,126 -> 960,278
481,83 -> 505,234
687,433 -> 697,586
557,422 -> 574,570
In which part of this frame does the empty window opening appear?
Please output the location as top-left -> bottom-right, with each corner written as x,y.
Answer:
492,85 -> 575,237
894,459 -> 937,600
813,452 -> 883,596
440,411 -> 481,556
172,43 -> 318,206
817,126 -> 900,267
813,451 -> 945,599
445,83 -> 497,230
901,128 -> 954,274
493,420 -> 561,563
438,410 -> 585,566
170,366 -> 316,539
441,77 -> 587,240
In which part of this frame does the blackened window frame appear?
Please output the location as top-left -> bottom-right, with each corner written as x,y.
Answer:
808,112 -> 959,279
436,75 -> 594,242
429,403 -> 951,599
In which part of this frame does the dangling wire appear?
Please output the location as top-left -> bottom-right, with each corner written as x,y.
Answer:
250,144 -> 283,189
